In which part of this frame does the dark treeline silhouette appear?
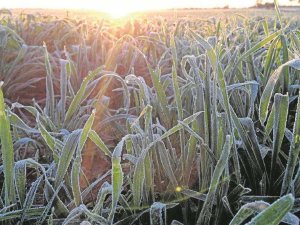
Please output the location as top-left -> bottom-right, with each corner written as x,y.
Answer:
255,0 -> 300,8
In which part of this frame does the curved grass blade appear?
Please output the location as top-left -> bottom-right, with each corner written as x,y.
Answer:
259,59 -> 300,124
238,31 -> 280,64
0,208 -> 45,222
92,182 -> 112,215
245,194 -> 294,225
8,111 -> 39,133
108,136 -> 126,223
88,130 -> 111,157
54,130 -> 81,189
64,69 -> 99,123
196,135 -> 233,225
230,200 -> 299,225
79,109 -> 96,152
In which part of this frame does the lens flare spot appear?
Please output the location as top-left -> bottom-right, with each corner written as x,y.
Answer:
175,186 -> 182,193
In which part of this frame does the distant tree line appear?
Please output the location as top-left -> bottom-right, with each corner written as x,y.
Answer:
256,0 -> 300,7
255,2 -> 274,8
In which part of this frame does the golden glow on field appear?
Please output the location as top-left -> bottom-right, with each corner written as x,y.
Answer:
89,0 -> 253,18
106,7 -> 131,19
1,0 -> 298,12
100,0 -> 158,18
100,1 -> 149,19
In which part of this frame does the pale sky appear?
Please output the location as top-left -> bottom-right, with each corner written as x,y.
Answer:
0,0 -> 298,12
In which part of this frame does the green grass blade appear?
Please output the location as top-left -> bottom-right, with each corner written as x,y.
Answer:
37,115 -> 59,162
245,194 -> 294,225
92,182 -> 112,215
14,160 -> 26,206
196,135 -> 233,225
0,82 -> 15,205
147,66 -> 170,128
88,130 -> 112,157
280,35 -> 289,93
43,44 -> 55,118
8,111 -> 39,133
108,136 -> 126,223
0,208 -> 45,222
72,109 -> 96,206
260,59 -> 300,124
270,93 -> 288,181
229,203 -> 257,225
263,36 -> 280,83
282,92 -> 300,194
64,69 -> 99,123
132,157 -> 145,207
59,59 -> 68,122
238,31 -> 280,64
71,155 -> 82,207
79,109 -> 96,152
54,130 -> 81,189
230,200 -> 299,225
274,0 -> 283,30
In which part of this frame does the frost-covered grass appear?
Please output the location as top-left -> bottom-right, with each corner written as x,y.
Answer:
1,2 -> 300,224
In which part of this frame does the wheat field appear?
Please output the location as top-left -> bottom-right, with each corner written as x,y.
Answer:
1,3 -> 300,224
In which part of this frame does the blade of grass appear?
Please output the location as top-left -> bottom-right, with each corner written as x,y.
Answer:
196,135 -> 233,225
0,81 -> 16,205
281,92 -> 300,194
245,194 -> 294,225
270,93 -> 288,182
259,59 -> 300,124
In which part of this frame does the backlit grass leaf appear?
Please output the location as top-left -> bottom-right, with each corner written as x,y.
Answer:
0,82 -> 15,205
108,136 -> 127,223
54,130 -> 81,189
259,59 -> 300,124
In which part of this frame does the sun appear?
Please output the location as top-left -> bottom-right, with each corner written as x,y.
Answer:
105,6 -> 133,19
99,0 -> 140,19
